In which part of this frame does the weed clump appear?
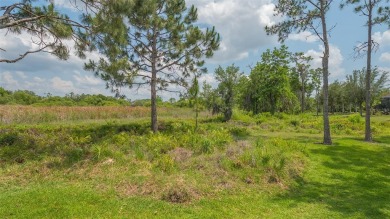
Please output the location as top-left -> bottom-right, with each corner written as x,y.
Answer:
348,114 -> 362,124
229,127 -> 250,139
290,119 -> 300,127
0,131 -> 19,146
162,184 -> 193,203
235,138 -> 307,187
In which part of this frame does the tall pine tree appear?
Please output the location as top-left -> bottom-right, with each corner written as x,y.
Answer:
266,0 -> 334,145
84,0 -> 220,132
341,0 -> 390,141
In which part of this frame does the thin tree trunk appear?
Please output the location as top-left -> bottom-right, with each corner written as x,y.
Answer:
151,30 -> 158,133
151,70 -> 158,133
365,0 -> 373,142
321,1 -> 332,145
316,90 -> 320,116
301,76 -> 305,113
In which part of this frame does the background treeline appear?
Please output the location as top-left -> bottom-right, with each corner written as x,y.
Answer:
183,46 -> 389,120
0,88 -> 131,106
0,87 -> 182,107
2,47 -> 388,113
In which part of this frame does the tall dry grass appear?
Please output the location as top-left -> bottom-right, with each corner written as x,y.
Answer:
0,105 -> 199,124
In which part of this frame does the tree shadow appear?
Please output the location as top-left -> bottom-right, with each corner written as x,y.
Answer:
274,139 -> 390,218
375,135 -> 390,144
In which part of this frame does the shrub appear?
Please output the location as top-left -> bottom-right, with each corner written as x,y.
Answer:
200,139 -> 213,154
155,154 -> 175,173
290,119 -> 300,127
348,114 -> 362,124
229,127 -> 250,139
237,138 -> 307,186
0,132 -> 19,146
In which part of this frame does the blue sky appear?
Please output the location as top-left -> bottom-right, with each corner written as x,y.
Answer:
1,0 -> 389,100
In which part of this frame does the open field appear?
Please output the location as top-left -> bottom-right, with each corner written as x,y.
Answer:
0,106 -> 389,218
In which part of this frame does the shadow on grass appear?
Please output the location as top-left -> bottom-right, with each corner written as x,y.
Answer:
274,139 -> 390,218
375,135 -> 390,144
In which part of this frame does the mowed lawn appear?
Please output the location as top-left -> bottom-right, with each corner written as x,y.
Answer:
0,108 -> 389,218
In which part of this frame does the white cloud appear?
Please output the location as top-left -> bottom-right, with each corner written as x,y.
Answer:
50,77 -> 76,93
305,44 -> 345,80
199,73 -> 218,88
15,71 -> 28,79
373,30 -> 390,47
52,0 -> 81,11
288,31 -> 319,43
186,0 -> 277,62
378,67 -> 390,73
73,73 -> 103,86
33,77 -> 46,83
380,52 -> 390,62
0,72 -> 19,88
0,28 -> 108,96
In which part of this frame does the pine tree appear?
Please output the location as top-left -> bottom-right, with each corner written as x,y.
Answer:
341,0 -> 390,141
84,0 -> 220,132
266,0 -> 334,145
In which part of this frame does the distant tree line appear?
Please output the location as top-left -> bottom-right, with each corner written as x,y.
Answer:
0,88 -> 130,106
182,46 -> 389,120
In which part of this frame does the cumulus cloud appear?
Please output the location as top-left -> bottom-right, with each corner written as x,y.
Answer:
373,30 -> 390,47
199,73 -> 219,88
33,77 -> 46,83
73,73 -> 103,86
380,52 -> 390,62
50,77 -> 76,93
288,31 -> 319,43
0,72 -> 19,88
0,28 -> 108,96
15,71 -> 28,79
305,44 -> 346,80
186,0 -> 277,62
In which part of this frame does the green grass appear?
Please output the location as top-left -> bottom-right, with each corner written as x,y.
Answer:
0,108 -> 389,218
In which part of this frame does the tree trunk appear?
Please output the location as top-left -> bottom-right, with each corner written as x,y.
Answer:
270,96 -> 276,115
316,90 -> 320,116
151,30 -> 158,133
359,104 -> 363,117
151,70 -> 158,133
321,1 -> 332,145
301,77 -> 305,113
365,0 -> 373,142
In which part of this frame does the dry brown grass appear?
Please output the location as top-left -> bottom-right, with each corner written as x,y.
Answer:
0,105 -> 199,124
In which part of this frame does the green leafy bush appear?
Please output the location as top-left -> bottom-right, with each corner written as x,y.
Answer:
348,114 -> 362,124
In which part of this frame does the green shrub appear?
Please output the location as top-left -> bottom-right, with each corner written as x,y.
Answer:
229,127 -> 250,139
348,114 -> 362,124
155,154 -> 175,173
200,139 -> 213,154
236,138 -> 307,186
65,148 -> 86,164
290,119 -> 300,127
0,132 -> 18,146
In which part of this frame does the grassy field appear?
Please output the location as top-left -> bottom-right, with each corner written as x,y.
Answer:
0,106 -> 389,218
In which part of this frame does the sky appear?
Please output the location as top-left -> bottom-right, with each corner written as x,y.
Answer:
1,0 -> 389,100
